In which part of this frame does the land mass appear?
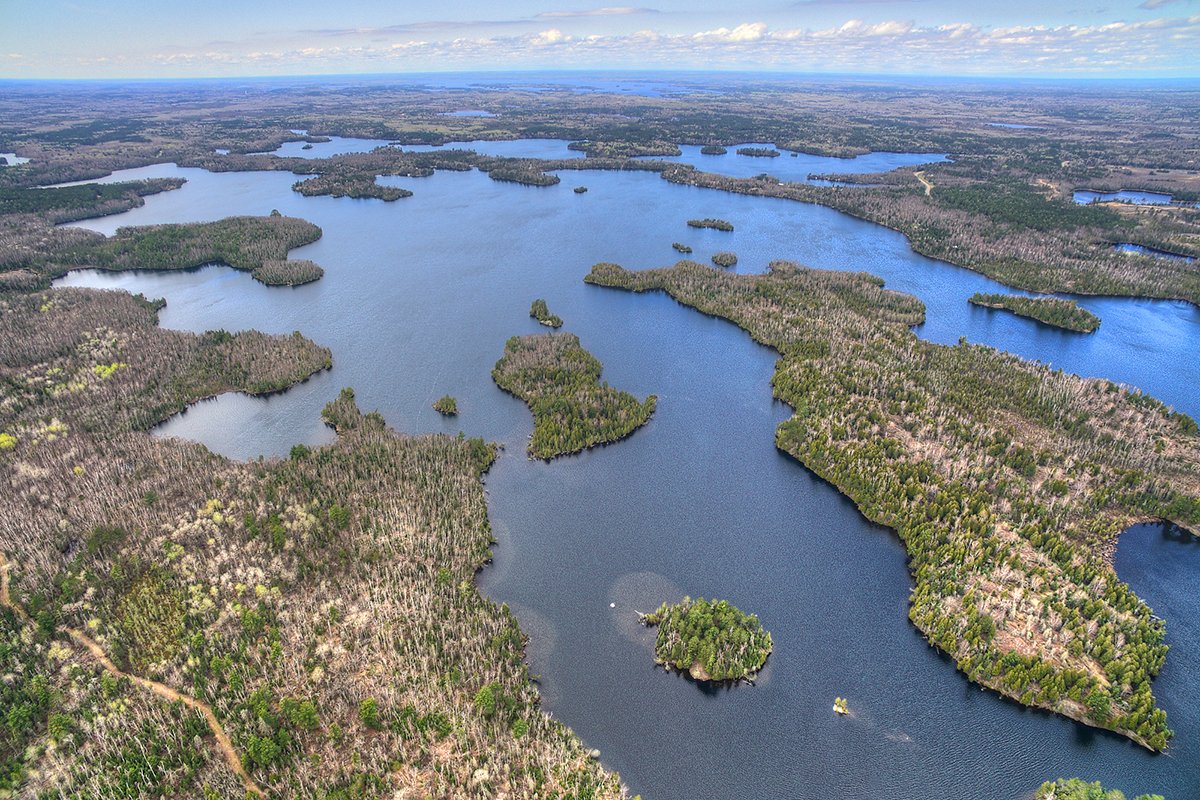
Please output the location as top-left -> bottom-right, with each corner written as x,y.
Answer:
586,259 -> 1200,750
641,597 -> 773,682
969,293 -> 1101,333
492,332 -> 656,460
0,289 -> 623,798
3,214 -> 326,290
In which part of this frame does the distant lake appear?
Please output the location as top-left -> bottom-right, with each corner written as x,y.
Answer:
1114,243 -> 1196,263
649,143 -> 948,183
1074,189 -> 1174,206
0,152 -> 30,165
269,135 -> 584,160
54,147 -> 1200,800
440,109 -> 496,117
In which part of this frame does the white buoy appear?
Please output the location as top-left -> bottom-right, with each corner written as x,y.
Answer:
610,602 -> 616,608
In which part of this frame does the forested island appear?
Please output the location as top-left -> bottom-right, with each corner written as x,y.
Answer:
1036,778 -> 1162,800
292,173 -> 412,201
711,251 -> 737,268
587,259 -> 1200,750
969,293 -> 1101,333
4,214 -> 325,290
735,147 -> 780,158
0,178 -> 184,223
686,218 -> 734,232
433,394 -> 459,416
641,597 -> 773,682
529,298 -> 563,328
492,333 -> 656,460
252,259 -> 324,286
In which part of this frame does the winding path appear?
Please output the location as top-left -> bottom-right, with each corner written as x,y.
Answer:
1,552 -> 265,798
915,170 -> 934,196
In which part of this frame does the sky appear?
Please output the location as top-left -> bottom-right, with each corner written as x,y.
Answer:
3,0 -> 1199,79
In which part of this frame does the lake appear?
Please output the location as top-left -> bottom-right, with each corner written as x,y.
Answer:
1074,189 -> 1175,206
647,143 -> 948,183
1115,242 -> 1197,263
54,146 -> 1200,800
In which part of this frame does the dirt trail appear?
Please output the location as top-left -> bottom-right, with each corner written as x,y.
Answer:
1,553 -> 265,798
915,171 -> 934,196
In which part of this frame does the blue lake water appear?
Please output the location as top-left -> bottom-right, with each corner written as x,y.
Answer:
269,136 -> 584,160
1114,243 -> 1196,263
53,150 -> 1200,800
648,143 -> 948,183
1074,189 -> 1174,206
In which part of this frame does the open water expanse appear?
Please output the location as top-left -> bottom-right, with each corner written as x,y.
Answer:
54,144 -> 1200,799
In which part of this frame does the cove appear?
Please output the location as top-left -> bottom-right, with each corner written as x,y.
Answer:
53,152 -> 1199,799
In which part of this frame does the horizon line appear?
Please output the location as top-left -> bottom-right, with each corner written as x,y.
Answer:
3,67 -> 1200,84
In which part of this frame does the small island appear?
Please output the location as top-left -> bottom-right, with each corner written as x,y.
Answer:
687,218 -> 734,232
712,251 -> 738,268
672,242 -> 693,254
700,145 -> 727,155
736,147 -> 781,158
252,259 -> 324,286
641,597 -> 773,682
968,293 -> 1101,333
433,394 -> 459,416
574,185 -> 588,194
492,333 -> 656,459
530,298 -> 564,328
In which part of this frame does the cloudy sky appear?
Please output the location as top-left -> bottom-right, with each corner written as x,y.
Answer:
3,0 -> 1199,79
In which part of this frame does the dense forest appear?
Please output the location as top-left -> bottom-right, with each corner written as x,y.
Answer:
587,259 -> 1200,750
529,298 -> 564,328
968,293 -> 1101,333
641,597 -> 772,682
0,178 -> 184,224
1036,778 -> 1163,800
735,147 -> 780,158
492,333 -> 656,460
2,213 -> 326,290
686,218 -> 734,232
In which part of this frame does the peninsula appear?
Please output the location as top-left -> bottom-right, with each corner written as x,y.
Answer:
968,293 -> 1101,333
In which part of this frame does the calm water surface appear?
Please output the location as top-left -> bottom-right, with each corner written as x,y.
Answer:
269,136 -> 584,160
1074,189 -> 1174,206
650,143 -> 947,183
55,151 -> 1199,800
1114,243 -> 1197,264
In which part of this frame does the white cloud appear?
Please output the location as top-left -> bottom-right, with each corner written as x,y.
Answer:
531,29 -> 569,45
536,7 -> 658,18
26,14 -> 1200,78
694,23 -> 768,42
